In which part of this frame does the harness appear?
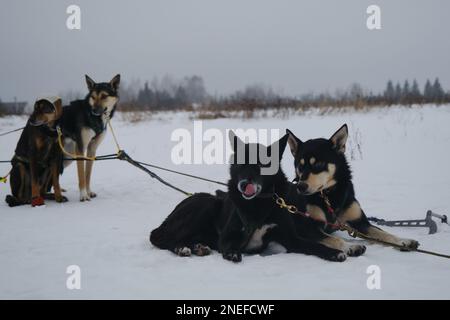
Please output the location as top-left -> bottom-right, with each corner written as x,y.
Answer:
86,112 -> 107,135
11,152 -> 56,168
273,191 -> 341,229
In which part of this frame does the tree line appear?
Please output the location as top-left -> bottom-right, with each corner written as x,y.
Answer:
118,76 -> 449,111
381,78 -> 446,105
2,76 -> 449,115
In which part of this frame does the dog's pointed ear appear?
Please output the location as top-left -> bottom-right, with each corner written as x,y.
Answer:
228,130 -> 244,151
54,98 -> 63,119
269,133 -> 289,160
330,124 -> 348,154
85,75 -> 96,91
286,129 -> 302,157
110,74 -> 121,91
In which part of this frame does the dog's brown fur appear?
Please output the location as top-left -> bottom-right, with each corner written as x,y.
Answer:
5,98 -> 67,207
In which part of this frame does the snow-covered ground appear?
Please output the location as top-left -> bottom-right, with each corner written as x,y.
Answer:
0,105 -> 449,299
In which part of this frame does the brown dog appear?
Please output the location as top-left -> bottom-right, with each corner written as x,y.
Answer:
5,97 -> 67,207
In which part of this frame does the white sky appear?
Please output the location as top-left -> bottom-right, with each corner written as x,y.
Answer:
0,0 -> 449,102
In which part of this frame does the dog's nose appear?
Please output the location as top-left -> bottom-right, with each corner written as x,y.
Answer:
297,182 -> 309,193
238,179 -> 250,190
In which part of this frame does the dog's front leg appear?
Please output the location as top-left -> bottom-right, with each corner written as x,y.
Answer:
76,143 -> 89,201
51,161 -> 67,203
352,220 -> 420,251
85,132 -> 105,198
275,219 -> 347,262
343,201 -> 420,250
218,213 -> 246,263
29,157 -> 44,207
319,232 -> 366,257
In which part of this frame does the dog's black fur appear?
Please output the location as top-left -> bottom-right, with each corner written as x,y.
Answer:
59,74 -> 120,201
150,132 -> 348,262
286,125 -> 419,252
5,98 -> 66,207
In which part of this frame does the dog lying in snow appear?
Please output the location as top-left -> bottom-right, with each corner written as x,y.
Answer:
150,131 -> 357,262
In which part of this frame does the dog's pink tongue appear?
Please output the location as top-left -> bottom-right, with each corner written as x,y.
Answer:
244,183 -> 256,196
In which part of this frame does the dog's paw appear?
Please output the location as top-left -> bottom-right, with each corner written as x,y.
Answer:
193,243 -> 212,256
88,191 -> 97,198
399,239 -> 420,251
31,196 -> 45,207
80,195 -> 90,202
346,244 -> 366,257
79,190 -> 91,202
223,252 -> 242,263
55,195 -> 68,203
329,251 -> 347,262
174,247 -> 192,257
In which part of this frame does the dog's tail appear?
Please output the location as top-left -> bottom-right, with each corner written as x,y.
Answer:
5,195 -> 26,207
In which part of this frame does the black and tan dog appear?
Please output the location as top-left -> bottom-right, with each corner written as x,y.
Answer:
5,97 -> 66,207
286,124 -> 420,253
59,74 -> 120,201
150,131 -> 350,263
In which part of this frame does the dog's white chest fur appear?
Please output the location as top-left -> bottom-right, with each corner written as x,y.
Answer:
81,127 -> 96,146
245,224 -> 277,251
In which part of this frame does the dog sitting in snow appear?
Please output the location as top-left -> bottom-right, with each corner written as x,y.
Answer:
59,74 -> 120,201
5,97 -> 66,207
286,124 -> 420,252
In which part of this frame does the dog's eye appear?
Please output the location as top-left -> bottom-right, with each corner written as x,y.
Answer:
313,162 -> 327,170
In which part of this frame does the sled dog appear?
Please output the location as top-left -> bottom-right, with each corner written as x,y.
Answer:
150,131 -> 354,262
286,124 -> 419,252
59,74 -> 120,201
5,97 -> 66,207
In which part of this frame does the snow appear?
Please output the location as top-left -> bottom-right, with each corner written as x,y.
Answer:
0,105 -> 449,299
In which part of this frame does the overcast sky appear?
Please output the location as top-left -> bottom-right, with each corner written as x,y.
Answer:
1,0 -> 449,102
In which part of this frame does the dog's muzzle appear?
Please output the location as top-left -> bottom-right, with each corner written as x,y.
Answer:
237,179 -> 262,200
296,181 -> 310,194
29,120 -> 45,126
91,106 -> 105,116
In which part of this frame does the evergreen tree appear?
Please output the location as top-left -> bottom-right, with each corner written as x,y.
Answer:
432,78 -> 445,103
402,80 -> 410,104
137,81 -> 155,108
411,79 -> 421,102
174,86 -> 188,106
424,79 -> 433,102
384,80 -> 395,104
394,82 -> 402,104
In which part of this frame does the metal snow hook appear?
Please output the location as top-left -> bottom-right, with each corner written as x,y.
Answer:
368,211 -> 448,235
